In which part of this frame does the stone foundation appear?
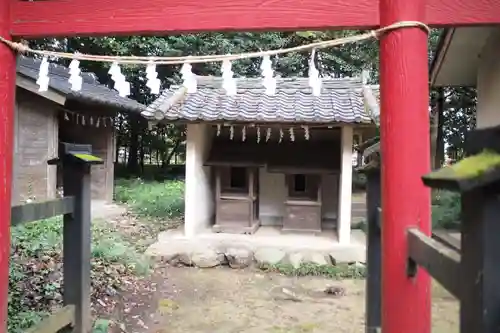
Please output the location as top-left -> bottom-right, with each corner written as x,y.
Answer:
146,240 -> 365,269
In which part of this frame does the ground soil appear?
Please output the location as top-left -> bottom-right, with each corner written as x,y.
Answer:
97,207 -> 458,333
108,265 -> 459,333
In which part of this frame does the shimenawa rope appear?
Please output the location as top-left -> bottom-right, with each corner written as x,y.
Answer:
0,21 -> 429,65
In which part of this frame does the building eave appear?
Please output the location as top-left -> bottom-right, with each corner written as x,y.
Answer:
430,27 -> 497,87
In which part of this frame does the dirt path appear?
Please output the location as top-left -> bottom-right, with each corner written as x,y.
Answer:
110,266 -> 458,333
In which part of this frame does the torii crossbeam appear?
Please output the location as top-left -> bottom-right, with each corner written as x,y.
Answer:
2,1 -> 500,333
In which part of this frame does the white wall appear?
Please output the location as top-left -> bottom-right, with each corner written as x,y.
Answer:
477,29 -> 500,129
322,174 -> 339,220
184,124 -> 214,237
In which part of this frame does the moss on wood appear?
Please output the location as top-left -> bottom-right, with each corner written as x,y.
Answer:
73,153 -> 103,162
427,150 -> 500,180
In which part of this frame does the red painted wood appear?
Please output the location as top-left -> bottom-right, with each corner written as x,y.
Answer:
10,0 -> 377,37
0,0 -> 15,331
9,0 -> 500,37
379,0 -> 431,332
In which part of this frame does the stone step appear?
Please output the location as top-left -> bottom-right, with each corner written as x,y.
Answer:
352,216 -> 366,224
351,211 -> 367,219
352,202 -> 366,209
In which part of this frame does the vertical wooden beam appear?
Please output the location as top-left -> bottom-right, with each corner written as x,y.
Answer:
379,0 -> 431,332
63,162 -> 92,333
460,187 -> 500,332
0,0 -> 15,329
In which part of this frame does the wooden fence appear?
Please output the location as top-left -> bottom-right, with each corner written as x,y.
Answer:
12,142 -> 102,333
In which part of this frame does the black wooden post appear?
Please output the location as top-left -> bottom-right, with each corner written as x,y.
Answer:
460,186 -> 500,332
458,127 -> 500,332
63,160 -> 91,333
419,124 -> 500,333
358,143 -> 382,333
53,142 -> 103,333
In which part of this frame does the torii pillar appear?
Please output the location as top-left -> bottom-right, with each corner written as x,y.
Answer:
379,0 -> 431,332
0,0 -> 15,330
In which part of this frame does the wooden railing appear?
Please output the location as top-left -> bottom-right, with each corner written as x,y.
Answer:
12,197 -> 78,333
11,197 -> 75,226
361,124 -> 500,333
11,142 -> 103,333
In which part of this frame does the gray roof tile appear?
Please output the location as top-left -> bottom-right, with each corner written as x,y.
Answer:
145,76 -> 373,124
17,56 -> 146,114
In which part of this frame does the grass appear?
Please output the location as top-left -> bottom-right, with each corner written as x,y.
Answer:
432,190 -> 461,230
9,177 -> 185,333
114,178 -> 184,219
8,217 -> 150,333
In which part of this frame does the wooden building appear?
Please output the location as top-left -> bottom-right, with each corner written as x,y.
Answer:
143,76 -> 378,244
12,56 -> 145,204
431,27 -> 500,130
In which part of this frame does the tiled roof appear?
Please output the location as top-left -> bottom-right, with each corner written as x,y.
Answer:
17,56 -> 146,114
144,76 -> 374,124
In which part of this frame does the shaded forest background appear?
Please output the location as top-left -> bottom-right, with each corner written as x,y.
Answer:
27,29 -> 476,175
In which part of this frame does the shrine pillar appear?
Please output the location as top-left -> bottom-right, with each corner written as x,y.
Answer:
338,125 -> 353,244
184,123 -> 213,237
379,0 -> 431,332
0,0 -> 16,330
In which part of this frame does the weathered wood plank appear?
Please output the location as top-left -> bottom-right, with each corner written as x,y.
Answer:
27,305 -> 75,333
407,228 -> 460,298
11,197 -> 75,226
460,188 -> 500,332
432,230 -> 461,252
63,162 -> 92,333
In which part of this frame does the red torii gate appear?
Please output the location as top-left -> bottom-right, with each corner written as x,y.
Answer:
1,1 -> 500,332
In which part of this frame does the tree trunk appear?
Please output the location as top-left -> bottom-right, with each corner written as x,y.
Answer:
139,135 -> 145,173
127,114 -> 141,175
162,139 -> 182,169
435,87 -> 445,168
166,140 -> 181,165
429,115 -> 438,168
115,116 -> 121,164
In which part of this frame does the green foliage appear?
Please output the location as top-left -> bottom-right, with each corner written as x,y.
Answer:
259,262 -> 366,279
114,178 -> 184,219
8,218 -> 149,332
432,190 -> 461,230
31,29 -> 470,179
92,318 -> 111,333
29,30 -> 387,176
442,87 -> 477,159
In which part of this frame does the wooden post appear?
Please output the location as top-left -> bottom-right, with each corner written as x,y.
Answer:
379,0 -> 431,332
459,128 -> 500,332
0,0 -> 16,330
365,167 -> 381,333
62,154 -> 92,333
